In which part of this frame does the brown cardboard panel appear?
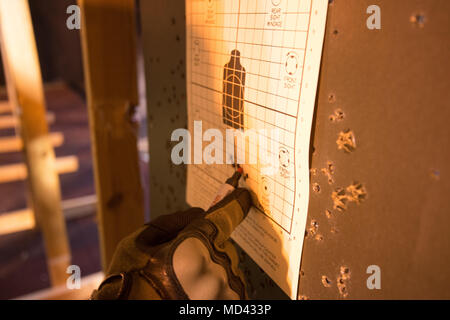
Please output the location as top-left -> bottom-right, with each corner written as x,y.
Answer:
140,0 -> 190,219
299,0 -> 450,299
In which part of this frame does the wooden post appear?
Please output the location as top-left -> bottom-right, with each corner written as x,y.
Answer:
79,0 -> 145,270
0,0 -> 70,286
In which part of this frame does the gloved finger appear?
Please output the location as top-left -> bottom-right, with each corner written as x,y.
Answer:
204,188 -> 252,245
136,207 -> 205,246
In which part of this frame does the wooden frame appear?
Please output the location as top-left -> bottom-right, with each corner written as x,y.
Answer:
79,0 -> 145,270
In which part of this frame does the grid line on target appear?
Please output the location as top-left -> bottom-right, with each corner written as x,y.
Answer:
188,0 -> 313,234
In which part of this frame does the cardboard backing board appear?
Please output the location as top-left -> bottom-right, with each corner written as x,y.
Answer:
141,0 -> 450,298
140,0 -> 190,218
300,0 -> 450,299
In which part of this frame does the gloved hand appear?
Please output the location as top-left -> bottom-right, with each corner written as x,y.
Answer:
91,188 -> 252,300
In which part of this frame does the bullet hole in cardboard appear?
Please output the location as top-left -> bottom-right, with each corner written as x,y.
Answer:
322,275 -> 332,287
430,168 -> 440,181
332,188 -> 347,211
328,93 -> 336,103
325,209 -> 332,219
337,266 -> 350,298
315,234 -> 323,241
336,129 -> 356,153
332,182 -> 367,211
410,13 -> 425,27
329,108 -> 345,122
300,270 -> 305,276
340,266 -> 350,276
312,182 -> 321,193
308,220 -> 318,236
310,168 -> 318,176
321,161 -> 335,184
332,29 -> 339,36
346,182 -> 367,203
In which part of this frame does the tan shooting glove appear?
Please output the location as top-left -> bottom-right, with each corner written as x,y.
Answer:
91,188 -> 251,300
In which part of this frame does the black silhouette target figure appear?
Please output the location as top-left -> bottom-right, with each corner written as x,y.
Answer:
223,49 -> 246,130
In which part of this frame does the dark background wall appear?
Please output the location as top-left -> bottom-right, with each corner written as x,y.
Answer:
0,0 -> 84,93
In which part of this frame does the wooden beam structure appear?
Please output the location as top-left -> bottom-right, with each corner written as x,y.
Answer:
0,112 -> 54,129
0,131 -> 63,153
0,194 -> 97,236
79,0 -> 144,270
0,101 -> 11,114
0,0 -> 70,286
0,155 -> 78,183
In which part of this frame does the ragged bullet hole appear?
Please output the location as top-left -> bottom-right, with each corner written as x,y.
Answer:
337,267 -> 350,298
333,29 -> 339,36
322,276 -> 332,287
315,234 -> 324,241
340,266 -> 350,276
430,168 -> 440,181
312,183 -> 321,193
308,220 -> 318,236
339,285 -> 347,297
329,109 -> 344,122
332,188 -> 348,211
335,109 -> 344,120
310,168 -> 318,175
330,227 -> 338,234
327,161 -> 335,174
336,129 -> 356,153
328,93 -> 336,103
410,13 -> 425,27
346,182 -> 367,203
332,182 -> 367,211
325,209 -> 332,219
300,270 -> 305,276
321,161 -> 335,184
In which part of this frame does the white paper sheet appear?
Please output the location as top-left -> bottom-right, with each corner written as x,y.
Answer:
185,0 -> 328,299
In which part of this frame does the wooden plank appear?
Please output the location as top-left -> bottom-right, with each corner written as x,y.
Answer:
0,112 -> 54,129
0,195 -> 97,236
0,101 -> 11,114
0,0 -> 70,286
0,208 -> 34,235
0,155 -> 79,183
0,131 -> 63,153
79,0 -> 144,270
